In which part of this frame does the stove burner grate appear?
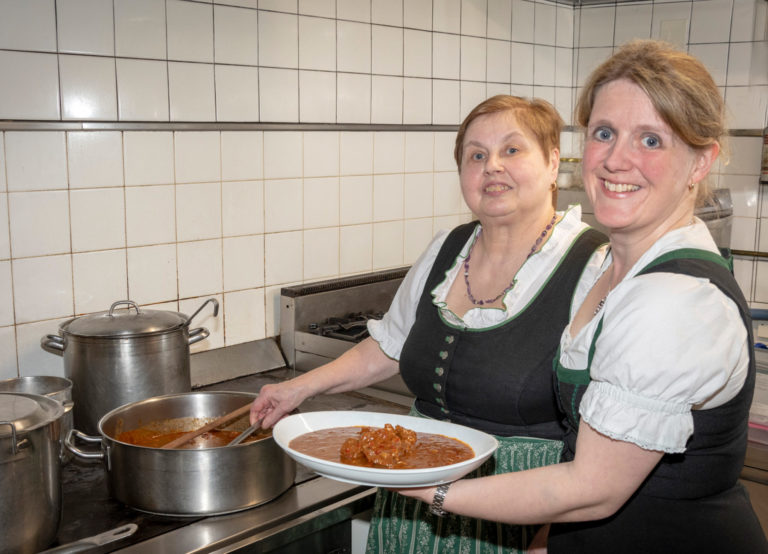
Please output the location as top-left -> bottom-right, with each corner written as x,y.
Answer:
308,312 -> 384,342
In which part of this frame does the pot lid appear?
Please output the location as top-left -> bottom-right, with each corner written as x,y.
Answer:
60,300 -> 188,338
0,393 -> 64,436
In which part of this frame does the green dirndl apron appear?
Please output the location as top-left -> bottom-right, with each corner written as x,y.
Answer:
365,408 -> 563,554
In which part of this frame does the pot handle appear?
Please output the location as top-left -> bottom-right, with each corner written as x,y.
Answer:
0,422 -> 29,455
41,334 -> 65,354
188,327 -> 210,345
186,298 -> 219,326
64,429 -> 104,461
109,300 -> 140,316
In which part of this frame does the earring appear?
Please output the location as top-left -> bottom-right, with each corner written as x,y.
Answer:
688,182 -> 696,190
551,182 -> 557,191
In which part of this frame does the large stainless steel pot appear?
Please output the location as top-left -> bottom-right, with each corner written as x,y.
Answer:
0,392 -> 65,554
41,298 -> 218,435
65,391 -> 296,516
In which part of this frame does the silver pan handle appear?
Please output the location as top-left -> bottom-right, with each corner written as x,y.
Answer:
64,429 -> 104,461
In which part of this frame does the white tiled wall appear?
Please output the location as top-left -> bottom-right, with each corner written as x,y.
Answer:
0,0 -> 766,380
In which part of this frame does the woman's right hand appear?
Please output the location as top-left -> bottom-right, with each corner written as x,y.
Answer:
250,380 -> 304,428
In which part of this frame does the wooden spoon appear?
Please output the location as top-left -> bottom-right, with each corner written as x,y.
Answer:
161,402 -> 253,449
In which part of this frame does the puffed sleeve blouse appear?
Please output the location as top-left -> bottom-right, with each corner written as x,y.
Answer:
558,219 -> 750,453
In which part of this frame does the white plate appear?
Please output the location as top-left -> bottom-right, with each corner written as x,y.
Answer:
272,411 -> 499,488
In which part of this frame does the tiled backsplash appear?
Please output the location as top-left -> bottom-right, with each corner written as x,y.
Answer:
0,0 -> 766,380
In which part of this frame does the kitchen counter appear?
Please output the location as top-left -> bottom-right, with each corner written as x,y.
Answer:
53,368 -> 411,553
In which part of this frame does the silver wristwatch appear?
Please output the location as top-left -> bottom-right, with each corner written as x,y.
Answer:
429,483 -> 451,517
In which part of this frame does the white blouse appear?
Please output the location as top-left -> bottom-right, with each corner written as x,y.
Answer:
369,205 -> 596,360
559,219 -> 750,454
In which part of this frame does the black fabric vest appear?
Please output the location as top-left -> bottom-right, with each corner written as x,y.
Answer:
399,221 -> 606,438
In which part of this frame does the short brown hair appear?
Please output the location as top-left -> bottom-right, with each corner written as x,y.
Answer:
454,95 -> 563,171
575,40 -> 727,201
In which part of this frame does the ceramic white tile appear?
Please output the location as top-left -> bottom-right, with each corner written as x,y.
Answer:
174,132 -> 220,184
59,55 -> 117,121
0,326 -> 18,380
751,41 -> 768,86
576,47 -> 612,87
72,250 -> 128,315
264,179 -> 303,232
651,3 -> 691,45
67,132 -> 123,189
534,2 -> 556,46
404,218 -> 435,264
728,42 -> 754,87
372,0 -> 402,26
259,11 -> 298,69
404,0 -> 433,30
533,45 -> 556,87
371,76 -> 403,124
215,65 -> 260,122
460,0 -> 487,36
70,188 -> 126,252
689,43 -> 728,88
299,70 -> 336,123
298,16 -> 336,71
555,86 -> 574,128
169,62 -> 216,122
299,0 -> 335,17
460,36 -> 486,82
303,227 -> 339,279
263,132 -> 303,179
126,244 -> 177,304
178,239 -> 223,298
303,132 -> 339,178
732,257 -> 753,301
223,288 -> 266,345
487,0 -> 511,41
340,132 -> 373,175
372,26 -> 403,76
116,59 -> 169,121
725,136 -> 763,175
223,235 -> 264,290
432,79 -> 460,125
337,0 -> 370,22
340,175 -> 373,224
731,0 -> 760,42
579,6 -> 616,48
337,73 -> 371,123
222,132 -> 263,182
0,261 -> 13,326
434,132 -> 456,172
176,182 -> 222,242
0,194 -> 9,259
9,191 -> 70,258
433,0 -> 460,33
123,132 -> 174,186
434,171 -> 463,215
259,68 -> 300,122
5,132 -> 67,192
0,134 -> 4,192
337,21 -> 371,74
725,85 -> 768,129
487,39 -> 511,83
404,173 -> 434,219
214,5 -> 259,65
486,82 -> 511,97
433,33 -> 460,80
509,83 -> 532,98
372,220 -> 403,269
181,294 -> 224,352
555,5 -> 574,48
339,223 -> 372,274
555,47 -> 573,88
510,42 -> 533,85
531,85 -> 555,107
263,284 -> 283,337
373,132 -> 405,174
755,261 -> 768,304
403,78 -> 432,124
690,0 -> 732,44
405,133 -> 434,173
0,51 -> 60,120
731,215 -> 757,250
114,0 -> 167,59
13,255 -> 73,323
511,0 -> 534,43
259,0 -> 297,11
124,185 -> 176,246
404,30 -> 431,78
167,0 -> 214,62
216,0 -> 258,7
56,0 -> 114,55
0,0 -> 56,51
373,174 -> 404,221
304,177 -> 339,228
264,231 -> 302,285
17,319 -> 70,378
721,175 -> 759,218
460,81 -> 486,122
222,180 -> 264,236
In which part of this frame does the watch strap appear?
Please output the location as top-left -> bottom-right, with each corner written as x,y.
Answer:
429,483 -> 451,517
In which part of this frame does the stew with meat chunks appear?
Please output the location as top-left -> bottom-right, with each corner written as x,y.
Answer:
289,423 -> 474,469
116,425 -> 272,449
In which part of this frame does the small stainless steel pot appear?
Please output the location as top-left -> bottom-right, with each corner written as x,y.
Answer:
41,299 -> 218,435
0,392 -> 65,553
65,391 -> 296,516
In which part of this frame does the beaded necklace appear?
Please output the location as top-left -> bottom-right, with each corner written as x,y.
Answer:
463,212 -> 558,306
